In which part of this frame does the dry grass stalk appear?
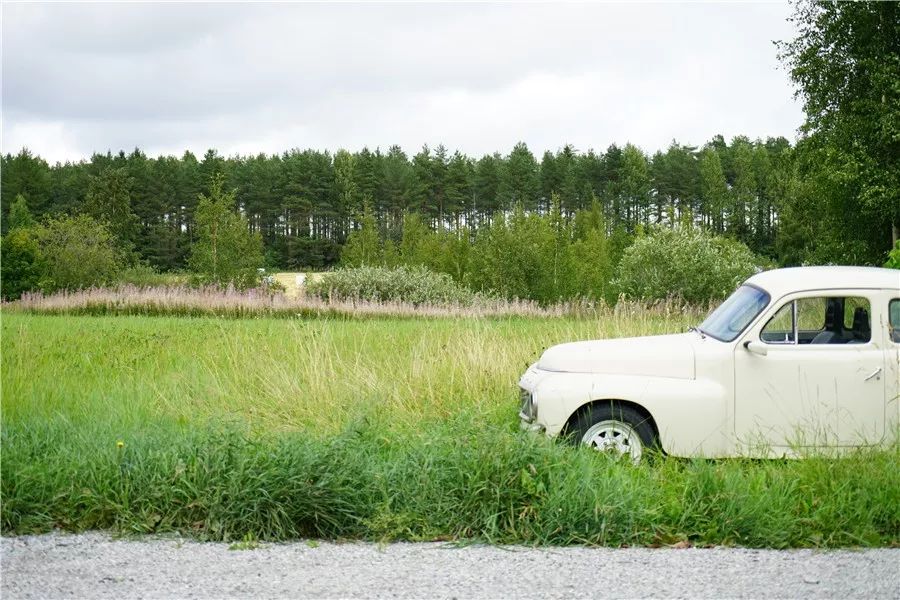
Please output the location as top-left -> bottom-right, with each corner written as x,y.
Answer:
7,285 -> 713,320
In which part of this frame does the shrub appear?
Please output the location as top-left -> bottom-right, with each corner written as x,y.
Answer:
33,214 -> 124,293
615,226 -> 761,302
306,265 -> 478,306
1,228 -> 43,300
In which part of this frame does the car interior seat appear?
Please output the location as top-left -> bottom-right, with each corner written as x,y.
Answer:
811,300 -> 843,344
846,306 -> 870,343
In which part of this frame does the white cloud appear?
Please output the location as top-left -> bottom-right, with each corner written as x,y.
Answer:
1,2 -> 804,163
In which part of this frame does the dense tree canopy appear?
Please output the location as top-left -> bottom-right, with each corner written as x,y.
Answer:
777,0 -> 900,264
2,134 -> 811,272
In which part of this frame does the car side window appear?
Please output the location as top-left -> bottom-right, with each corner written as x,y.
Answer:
842,297 -> 871,343
843,297 -> 869,330
890,299 -> 900,344
760,296 -> 871,345
797,297 -> 829,343
761,302 -> 795,344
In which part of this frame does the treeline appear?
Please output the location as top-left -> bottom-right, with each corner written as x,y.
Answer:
3,130 -> 896,277
2,135 -> 820,271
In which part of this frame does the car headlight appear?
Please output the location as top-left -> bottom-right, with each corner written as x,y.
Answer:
519,388 -> 536,422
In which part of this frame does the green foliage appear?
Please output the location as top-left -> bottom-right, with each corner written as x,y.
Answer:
468,198 -> 619,304
189,174 -> 264,289
499,142 -> 540,210
615,227 -> 760,302
570,199 -> 617,303
84,167 -> 139,247
307,265 -> 477,306
397,213 -> 471,282
777,0 -> 899,264
8,194 -> 35,231
0,121 -> 887,274
340,208 -> 382,267
117,264 -> 182,287
334,199 -> 624,305
468,206 -> 560,303
0,228 -> 43,300
1,195 -> 128,298
885,241 -> 900,270
619,144 -> 652,227
0,135 -> 838,274
0,150 -> 50,235
33,215 -> 124,293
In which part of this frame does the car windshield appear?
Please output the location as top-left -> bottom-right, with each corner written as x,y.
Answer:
698,285 -> 770,342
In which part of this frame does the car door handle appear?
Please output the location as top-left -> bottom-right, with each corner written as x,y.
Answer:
864,367 -> 882,381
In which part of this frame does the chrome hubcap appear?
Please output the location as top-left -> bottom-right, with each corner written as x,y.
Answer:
581,420 -> 643,462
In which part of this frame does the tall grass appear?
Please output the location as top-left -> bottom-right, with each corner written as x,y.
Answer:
4,417 -> 897,547
2,313 -> 898,547
3,313 -> 683,433
7,285 -> 714,320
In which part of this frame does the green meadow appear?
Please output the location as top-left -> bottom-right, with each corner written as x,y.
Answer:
2,312 -> 898,547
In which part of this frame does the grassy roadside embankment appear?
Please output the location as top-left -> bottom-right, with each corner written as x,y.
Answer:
2,312 -> 898,547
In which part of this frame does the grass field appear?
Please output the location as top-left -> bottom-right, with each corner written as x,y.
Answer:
2,311 -> 898,547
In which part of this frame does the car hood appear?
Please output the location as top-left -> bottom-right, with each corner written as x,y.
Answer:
537,332 -> 696,379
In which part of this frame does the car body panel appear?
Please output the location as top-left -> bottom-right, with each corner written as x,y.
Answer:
537,334 -> 695,380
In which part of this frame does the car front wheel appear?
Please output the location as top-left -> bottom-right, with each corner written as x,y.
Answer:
572,404 -> 658,463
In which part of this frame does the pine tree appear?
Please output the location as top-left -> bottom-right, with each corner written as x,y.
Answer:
84,167 -> 139,247
699,148 -> 728,233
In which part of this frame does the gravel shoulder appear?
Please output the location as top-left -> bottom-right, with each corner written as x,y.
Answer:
2,532 -> 898,599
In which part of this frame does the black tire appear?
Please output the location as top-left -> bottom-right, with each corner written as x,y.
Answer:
569,403 -> 659,461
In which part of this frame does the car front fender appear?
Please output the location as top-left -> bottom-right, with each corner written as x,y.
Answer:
532,373 -> 731,457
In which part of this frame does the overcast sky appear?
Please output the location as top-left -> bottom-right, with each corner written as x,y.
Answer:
2,2 -> 804,164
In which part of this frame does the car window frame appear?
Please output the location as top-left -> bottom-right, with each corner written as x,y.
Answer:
760,300 -> 797,345
754,290 -> 876,349
889,298 -> 900,345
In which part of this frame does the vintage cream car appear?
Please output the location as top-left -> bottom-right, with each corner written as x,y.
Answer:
518,266 -> 900,459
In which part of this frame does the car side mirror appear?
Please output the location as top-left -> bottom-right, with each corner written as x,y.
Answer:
743,340 -> 768,356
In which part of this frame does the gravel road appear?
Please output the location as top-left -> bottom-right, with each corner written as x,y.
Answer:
2,532 -> 898,599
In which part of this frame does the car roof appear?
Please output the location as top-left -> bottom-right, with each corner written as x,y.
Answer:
745,266 -> 899,299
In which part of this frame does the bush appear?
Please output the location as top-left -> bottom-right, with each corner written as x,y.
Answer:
306,265 -> 478,306
34,215 -> 124,293
615,227 -> 761,302
1,228 -> 43,300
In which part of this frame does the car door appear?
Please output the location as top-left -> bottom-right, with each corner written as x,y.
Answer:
734,291 -> 885,451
